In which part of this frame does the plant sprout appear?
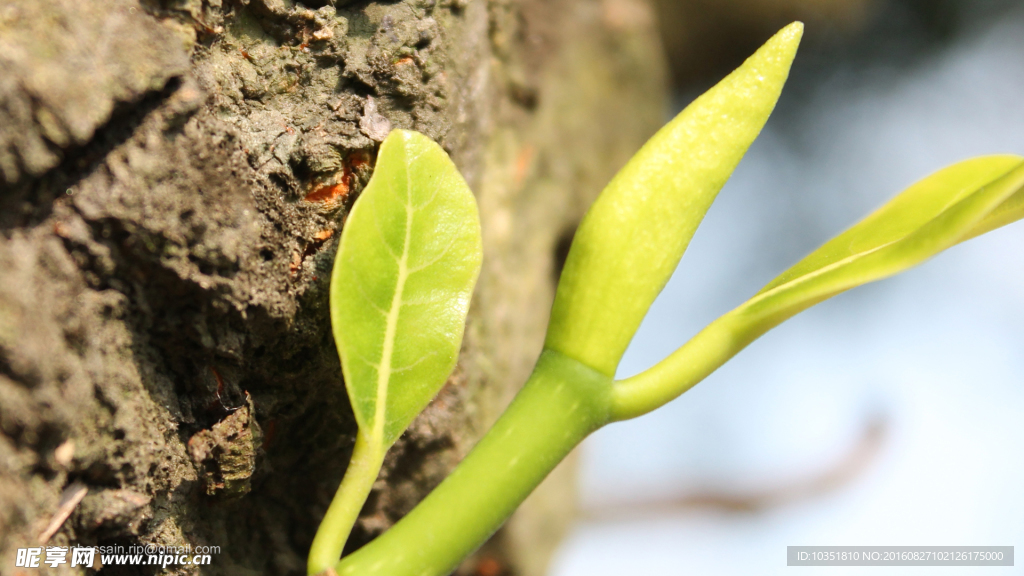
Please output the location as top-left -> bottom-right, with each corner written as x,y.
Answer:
309,21 -> 1024,576
307,130 -> 482,575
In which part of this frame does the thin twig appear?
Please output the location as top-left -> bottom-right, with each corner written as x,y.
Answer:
584,415 -> 888,519
38,481 -> 88,545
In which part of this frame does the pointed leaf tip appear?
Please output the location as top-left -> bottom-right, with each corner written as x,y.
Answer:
778,21 -> 804,44
609,155 -> 1024,421
775,21 -> 804,60
544,22 -> 802,377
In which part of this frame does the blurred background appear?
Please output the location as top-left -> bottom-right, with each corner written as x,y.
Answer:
550,0 -> 1024,574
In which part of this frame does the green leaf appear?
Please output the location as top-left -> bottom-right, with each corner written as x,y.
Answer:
756,155 -> 1024,296
740,155 -> 1024,329
310,130 -> 482,575
611,155 -> 1024,420
331,129 -> 483,447
544,22 -> 804,377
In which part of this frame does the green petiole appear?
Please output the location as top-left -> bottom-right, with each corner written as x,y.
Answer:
336,350 -> 611,576
307,430 -> 385,574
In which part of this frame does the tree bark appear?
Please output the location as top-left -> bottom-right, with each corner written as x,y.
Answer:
0,0 -> 665,574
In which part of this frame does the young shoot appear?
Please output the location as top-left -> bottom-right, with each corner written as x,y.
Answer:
307,130 -> 482,575
311,20 -> 1024,576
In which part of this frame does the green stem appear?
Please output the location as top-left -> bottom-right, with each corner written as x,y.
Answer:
335,349 -> 612,576
308,429 -> 386,575
610,313 -> 744,421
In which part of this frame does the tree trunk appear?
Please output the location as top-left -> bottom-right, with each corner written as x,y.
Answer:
0,0 -> 665,574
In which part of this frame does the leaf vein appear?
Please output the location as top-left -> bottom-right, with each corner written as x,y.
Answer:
413,172 -> 448,211
370,200 -> 402,261
407,237 -> 457,275
390,351 -> 438,374
348,274 -> 389,316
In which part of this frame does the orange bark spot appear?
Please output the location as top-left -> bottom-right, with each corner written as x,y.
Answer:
303,181 -> 350,204
395,56 -> 414,66
513,144 -> 535,187
474,557 -> 503,576
304,151 -> 371,205
313,228 -> 334,241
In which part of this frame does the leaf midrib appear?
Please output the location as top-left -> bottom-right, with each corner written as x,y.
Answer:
749,161 -> 1024,311
373,170 -> 414,446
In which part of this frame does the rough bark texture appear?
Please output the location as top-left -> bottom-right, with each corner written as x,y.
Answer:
0,0 -> 665,574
